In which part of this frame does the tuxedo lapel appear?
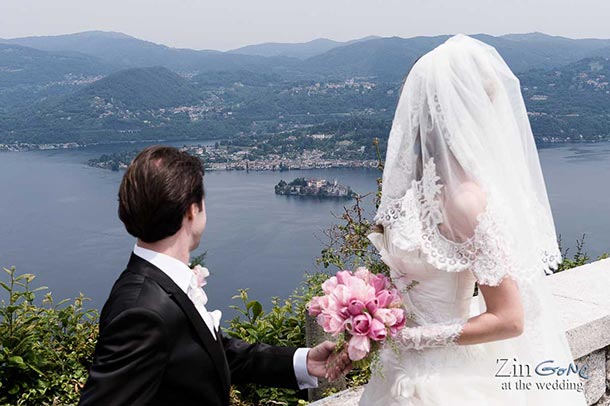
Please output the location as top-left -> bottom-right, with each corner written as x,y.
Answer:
125,253 -> 231,393
166,283 -> 231,394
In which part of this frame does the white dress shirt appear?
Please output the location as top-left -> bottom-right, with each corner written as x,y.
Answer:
132,243 -> 318,389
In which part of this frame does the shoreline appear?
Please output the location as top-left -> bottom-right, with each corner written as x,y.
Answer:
88,159 -> 381,172
2,138 -> 609,153
0,138 -> 220,152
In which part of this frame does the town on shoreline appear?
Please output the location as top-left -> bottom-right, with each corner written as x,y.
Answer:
2,138 -> 605,174
85,142 -> 380,172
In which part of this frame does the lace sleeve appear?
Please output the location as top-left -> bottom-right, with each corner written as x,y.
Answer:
396,320 -> 467,350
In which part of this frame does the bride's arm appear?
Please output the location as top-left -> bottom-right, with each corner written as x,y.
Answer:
396,182 -> 524,350
396,277 -> 524,350
457,277 -> 524,344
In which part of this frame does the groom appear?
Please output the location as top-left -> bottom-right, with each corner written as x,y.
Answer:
79,146 -> 348,406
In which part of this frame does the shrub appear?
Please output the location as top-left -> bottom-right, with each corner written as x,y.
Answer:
225,273 -> 327,406
556,234 -> 610,272
0,266 -> 98,406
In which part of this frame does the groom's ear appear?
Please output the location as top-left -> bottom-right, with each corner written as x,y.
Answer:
185,200 -> 202,221
185,202 -> 196,221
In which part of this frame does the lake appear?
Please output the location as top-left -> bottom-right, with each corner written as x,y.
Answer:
0,141 -> 609,321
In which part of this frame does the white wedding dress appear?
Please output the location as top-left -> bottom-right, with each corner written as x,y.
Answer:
359,231 -> 586,405
358,34 -> 587,406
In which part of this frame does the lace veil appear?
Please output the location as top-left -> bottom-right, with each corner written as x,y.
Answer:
375,34 -> 561,286
373,34 -> 579,370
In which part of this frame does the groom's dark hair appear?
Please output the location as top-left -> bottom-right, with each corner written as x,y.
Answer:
118,145 -> 205,243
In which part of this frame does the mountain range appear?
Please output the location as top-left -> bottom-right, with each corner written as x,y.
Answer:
228,36 -> 381,59
2,30 -> 610,144
4,30 -> 610,79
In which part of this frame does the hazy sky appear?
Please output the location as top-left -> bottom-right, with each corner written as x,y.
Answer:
1,0 -> 608,51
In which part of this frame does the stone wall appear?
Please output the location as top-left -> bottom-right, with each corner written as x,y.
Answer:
550,259 -> 610,405
308,258 -> 610,406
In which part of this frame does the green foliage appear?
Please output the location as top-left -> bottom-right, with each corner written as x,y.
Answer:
317,194 -> 386,276
289,178 -> 308,187
226,289 -> 304,346
224,274 -> 328,406
556,234 -> 610,272
189,251 -> 208,268
522,57 -> 610,141
318,140 -> 387,276
0,266 -> 98,406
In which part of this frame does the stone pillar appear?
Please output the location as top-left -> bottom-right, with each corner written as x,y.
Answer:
306,314 -> 347,401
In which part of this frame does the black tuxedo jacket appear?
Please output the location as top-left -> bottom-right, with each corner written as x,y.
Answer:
79,253 -> 300,406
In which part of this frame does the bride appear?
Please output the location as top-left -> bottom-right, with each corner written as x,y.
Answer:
359,35 -> 587,405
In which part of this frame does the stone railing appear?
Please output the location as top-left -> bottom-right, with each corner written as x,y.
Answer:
308,258 -> 610,406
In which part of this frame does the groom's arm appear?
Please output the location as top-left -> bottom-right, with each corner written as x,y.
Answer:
222,334 -> 317,389
79,308 -> 169,406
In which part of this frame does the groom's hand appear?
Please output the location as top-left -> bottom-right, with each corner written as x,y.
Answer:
307,341 -> 352,381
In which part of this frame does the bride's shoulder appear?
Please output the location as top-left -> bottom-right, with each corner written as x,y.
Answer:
451,181 -> 487,207
444,181 -> 488,230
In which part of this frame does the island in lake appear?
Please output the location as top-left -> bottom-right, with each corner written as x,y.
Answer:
275,178 -> 357,199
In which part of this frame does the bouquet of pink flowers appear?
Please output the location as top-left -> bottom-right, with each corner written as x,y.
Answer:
307,267 -> 406,362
